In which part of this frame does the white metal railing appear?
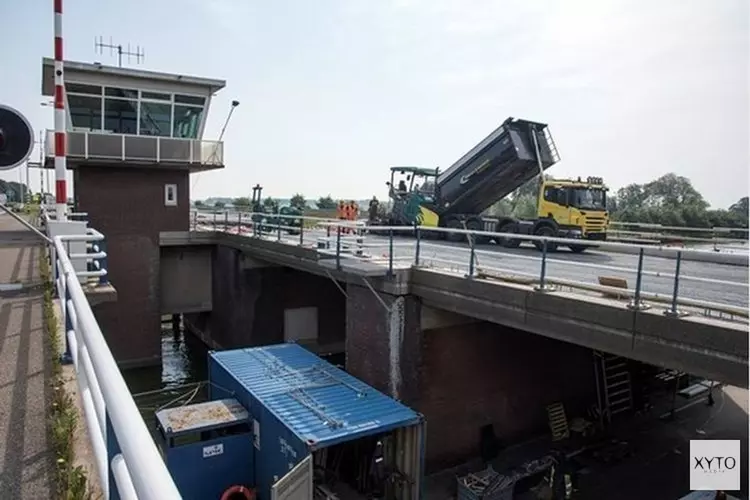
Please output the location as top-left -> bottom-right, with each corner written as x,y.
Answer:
45,129 -> 224,166
44,214 -> 181,499
190,210 -> 749,321
610,221 -> 750,234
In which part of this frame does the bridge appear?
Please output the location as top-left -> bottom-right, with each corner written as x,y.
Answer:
164,211 -> 748,386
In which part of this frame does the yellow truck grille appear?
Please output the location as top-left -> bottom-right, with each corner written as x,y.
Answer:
584,216 -> 607,233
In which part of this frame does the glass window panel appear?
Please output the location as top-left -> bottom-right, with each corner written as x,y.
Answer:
104,98 -> 138,134
173,105 -> 204,139
139,101 -> 172,137
141,91 -> 171,101
66,82 -> 102,95
68,95 -> 102,130
105,87 -> 139,99
174,94 -> 206,106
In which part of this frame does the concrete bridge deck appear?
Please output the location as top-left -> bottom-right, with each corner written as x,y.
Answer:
160,230 -> 749,387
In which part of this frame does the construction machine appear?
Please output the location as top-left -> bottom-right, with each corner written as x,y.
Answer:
249,184 -> 302,234
381,117 -> 609,252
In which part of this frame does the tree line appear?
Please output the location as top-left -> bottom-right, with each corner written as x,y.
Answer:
194,193 -> 339,212
487,173 -> 748,228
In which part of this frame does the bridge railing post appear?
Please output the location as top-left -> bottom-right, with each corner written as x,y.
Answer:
192,210 -> 197,230
336,226 -> 342,271
237,211 -> 242,234
466,231 -> 476,278
665,250 -> 686,317
224,211 -> 228,232
388,228 -> 394,277
212,211 -> 217,231
415,225 -> 421,266
276,209 -> 282,241
534,239 -> 554,292
299,217 -> 305,246
627,247 -> 648,310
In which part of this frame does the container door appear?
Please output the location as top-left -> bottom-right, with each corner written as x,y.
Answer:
271,455 -> 313,500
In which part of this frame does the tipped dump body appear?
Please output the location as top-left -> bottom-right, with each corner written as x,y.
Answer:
436,117 -> 559,217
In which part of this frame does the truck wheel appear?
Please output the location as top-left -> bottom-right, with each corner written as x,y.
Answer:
445,219 -> 464,242
498,222 -> 521,248
569,244 -> 587,253
466,219 -> 488,245
533,225 -> 558,252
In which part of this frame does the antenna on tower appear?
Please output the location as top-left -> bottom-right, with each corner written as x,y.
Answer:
94,36 -> 145,67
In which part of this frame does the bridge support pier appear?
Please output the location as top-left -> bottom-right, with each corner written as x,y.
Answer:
345,283 -> 423,406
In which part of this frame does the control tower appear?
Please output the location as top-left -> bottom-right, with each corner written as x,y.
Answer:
41,58 -> 227,367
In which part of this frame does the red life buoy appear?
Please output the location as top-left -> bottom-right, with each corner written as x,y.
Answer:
220,485 -> 255,500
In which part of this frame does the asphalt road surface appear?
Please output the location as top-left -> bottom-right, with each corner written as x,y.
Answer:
200,224 -> 749,310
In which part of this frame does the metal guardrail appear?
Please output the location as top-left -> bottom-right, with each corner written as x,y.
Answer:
41,209 -> 182,500
191,210 -> 749,321
45,129 -> 224,166
608,221 -> 749,248
610,221 -> 749,234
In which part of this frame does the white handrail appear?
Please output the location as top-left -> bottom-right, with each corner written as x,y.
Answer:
51,233 -> 181,499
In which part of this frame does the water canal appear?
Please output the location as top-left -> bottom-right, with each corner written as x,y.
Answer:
121,323 -> 208,439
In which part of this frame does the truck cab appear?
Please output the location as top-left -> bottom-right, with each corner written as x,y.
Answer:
538,176 -> 609,240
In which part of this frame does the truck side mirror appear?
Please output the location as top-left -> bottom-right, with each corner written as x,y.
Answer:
386,181 -> 391,187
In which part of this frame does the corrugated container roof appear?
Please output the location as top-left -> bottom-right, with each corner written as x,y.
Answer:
210,344 -> 422,449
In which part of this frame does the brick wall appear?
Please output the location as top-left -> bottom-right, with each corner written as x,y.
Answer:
185,246 -> 345,350
345,284 -> 422,405
418,321 -> 596,471
75,166 -> 189,367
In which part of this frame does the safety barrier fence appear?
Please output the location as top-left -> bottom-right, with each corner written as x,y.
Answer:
40,209 -> 182,500
192,209 -> 749,247
191,210 -> 749,322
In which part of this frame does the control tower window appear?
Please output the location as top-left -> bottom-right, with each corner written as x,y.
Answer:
173,105 -> 204,139
139,102 -> 172,137
175,94 -> 206,106
68,95 -> 102,130
64,83 -> 206,138
105,87 -> 139,99
104,98 -> 138,134
66,82 -> 103,131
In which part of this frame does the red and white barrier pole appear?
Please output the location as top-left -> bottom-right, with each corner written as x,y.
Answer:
53,0 -> 67,221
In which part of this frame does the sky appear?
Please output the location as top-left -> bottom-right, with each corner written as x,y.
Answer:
0,0 -> 748,208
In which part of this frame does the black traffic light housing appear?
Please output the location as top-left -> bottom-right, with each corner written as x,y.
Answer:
0,104 -> 34,171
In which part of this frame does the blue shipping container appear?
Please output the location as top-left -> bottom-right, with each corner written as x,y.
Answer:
209,343 -> 426,500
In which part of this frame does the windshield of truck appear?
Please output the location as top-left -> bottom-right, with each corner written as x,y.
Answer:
571,188 -> 606,211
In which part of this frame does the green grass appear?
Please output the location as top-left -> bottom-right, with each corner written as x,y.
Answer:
40,250 -> 93,500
